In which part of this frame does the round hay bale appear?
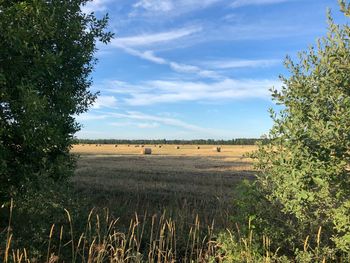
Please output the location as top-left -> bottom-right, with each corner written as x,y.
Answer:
159,145 -> 162,148
213,147 -> 221,152
175,146 -> 180,149
197,146 -> 200,149
141,148 -> 152,155
114,145 -> 118,147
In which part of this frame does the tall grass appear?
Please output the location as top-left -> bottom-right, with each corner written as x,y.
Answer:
1,201 -> 283,263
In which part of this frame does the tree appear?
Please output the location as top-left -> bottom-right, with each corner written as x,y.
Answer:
0,0 -> 113,199
237,1 -> 350,258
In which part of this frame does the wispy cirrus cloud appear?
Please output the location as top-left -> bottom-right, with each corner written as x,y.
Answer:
110,120 -> 160,129
106,78 -> 280,106
92,95 -> 118,109
137,122 -> 160,128
117,47 -> 167,64
76,110 -> 239,139
203,59 -> 281,69
110,26 -> 216,78
231,0 -> 293,8
108,111 -> 220,134
133,0 -> 174,12
169,62 -> 220,78
131,0 -> 224,16
108,23 -> 302,80
117,46 -> 221,79
75,114 -> 109,121
81,0 -> 111,13
77,110 -> 217,133
113,26 -> 201,47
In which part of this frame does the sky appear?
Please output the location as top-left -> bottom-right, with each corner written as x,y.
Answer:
76,0 -> 346,140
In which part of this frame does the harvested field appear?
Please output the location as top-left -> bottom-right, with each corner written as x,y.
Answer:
72,144 -> 256,156
71,144 -> 257,230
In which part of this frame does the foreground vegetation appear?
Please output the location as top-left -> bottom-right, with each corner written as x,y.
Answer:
1,198 -> 344,262
1,149 -> 348,262
0,200 -> 297,263
2,148 -> 255,262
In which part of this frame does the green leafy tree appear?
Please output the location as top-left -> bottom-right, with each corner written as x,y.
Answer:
233,1 -> 350,259
0,0 -> 113,199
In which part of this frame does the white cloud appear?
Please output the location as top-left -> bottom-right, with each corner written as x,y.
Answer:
76,110 -> 242,139
116,46 -> 221,79
75,113 -> 109,121
110,121 -> 134,127
131,0 -> 223,16
133,0 -> 174,12
110,120 -> 160,129
81,0 -> 110,13
108,25 -> 295,80
169,62 -> 220,79
108,111 -> 219,134
92,95 -> 118,109
107,78 -> 280,106
204,59 -> 281,69
113,26 -> 201,47
137,122 -> 160,128
210,22 -> 304,42
231,0 -> 291,8
120,47 -> 167,64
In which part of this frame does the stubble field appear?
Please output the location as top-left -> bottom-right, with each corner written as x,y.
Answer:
71,144 -> 257,231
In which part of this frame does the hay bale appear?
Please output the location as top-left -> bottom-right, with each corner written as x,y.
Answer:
213,147 -> 221,152
197,146 -> 200,149
141,145 -> 144,147
141,148 -> 152,155
175,146 -> 180,149
114,145 -> 118,147
135,145 -> 139,147
159,145 -> 162,148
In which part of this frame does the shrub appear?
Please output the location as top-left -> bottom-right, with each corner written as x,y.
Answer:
232,1 -> 350,260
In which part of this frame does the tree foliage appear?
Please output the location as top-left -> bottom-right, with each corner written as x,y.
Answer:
0,0 -> 113,199
235,1 -> 350,258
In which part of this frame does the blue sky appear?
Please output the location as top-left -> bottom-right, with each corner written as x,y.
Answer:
76,0 -> 345,140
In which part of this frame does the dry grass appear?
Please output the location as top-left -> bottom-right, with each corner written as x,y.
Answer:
3,205 -> 281,263
1,144 -> 260,262
2,145 -> 344,262
71,144 -> 256,230
71,144 -> 257,157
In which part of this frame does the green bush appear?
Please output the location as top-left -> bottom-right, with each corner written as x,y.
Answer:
230,1 -> 350,260
0,182 -> 90,261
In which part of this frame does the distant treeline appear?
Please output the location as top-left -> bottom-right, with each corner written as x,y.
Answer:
76,138 -> 268,145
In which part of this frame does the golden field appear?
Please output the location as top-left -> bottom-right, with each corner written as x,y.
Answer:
71,144 -> 257,229
2,145 -> 260,262
72,143 -> 257,156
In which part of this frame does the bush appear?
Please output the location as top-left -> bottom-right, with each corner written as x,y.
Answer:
0,182 -> 90,261
230,1 -> 350,260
